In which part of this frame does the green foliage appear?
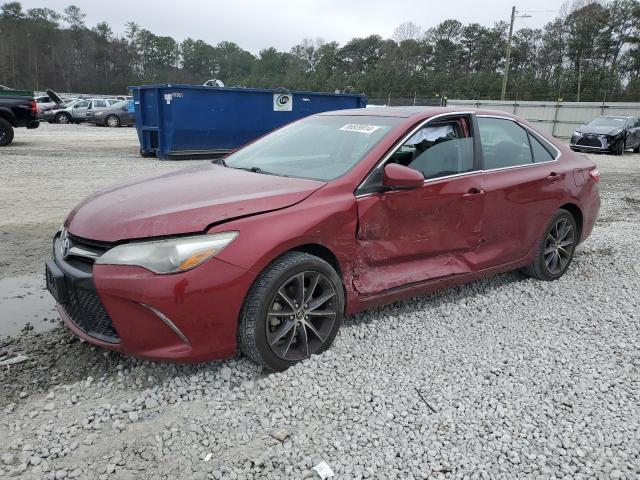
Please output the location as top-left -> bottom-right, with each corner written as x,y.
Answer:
0,1 -> 638,100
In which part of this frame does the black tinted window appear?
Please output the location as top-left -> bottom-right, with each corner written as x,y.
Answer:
398,119 -> 475,180
478,117 -> 533,169
529,133 -> 554,162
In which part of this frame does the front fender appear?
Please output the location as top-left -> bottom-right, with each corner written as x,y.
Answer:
207,190 -> 360,310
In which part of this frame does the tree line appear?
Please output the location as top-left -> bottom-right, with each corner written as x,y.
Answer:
1,0 -> 639,102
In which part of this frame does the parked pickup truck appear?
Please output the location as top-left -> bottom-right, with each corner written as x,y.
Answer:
0,88 -> 40,146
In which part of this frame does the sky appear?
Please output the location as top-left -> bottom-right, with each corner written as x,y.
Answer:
19,0 -> 565,53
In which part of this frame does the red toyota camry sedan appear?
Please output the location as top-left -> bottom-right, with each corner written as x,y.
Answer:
46,107 -> 600,370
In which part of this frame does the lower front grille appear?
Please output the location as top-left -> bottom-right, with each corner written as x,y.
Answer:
576,136 -> 603,148
63,286 -> 120,343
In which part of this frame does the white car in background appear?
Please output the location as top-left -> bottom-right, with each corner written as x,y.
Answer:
42,98 -> 120,124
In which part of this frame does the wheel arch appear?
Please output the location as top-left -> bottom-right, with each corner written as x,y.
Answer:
0,108 -> 16,126
249,242 -> 348,315
559,203 -> 583,240
289,243 -> 343,278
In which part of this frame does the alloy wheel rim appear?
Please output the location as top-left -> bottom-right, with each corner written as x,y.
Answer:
0,127 -> 6,142
544,218 -> 575,275
58,115 -> 69,124
107,116 -> 118,127
266,271 -> 337,362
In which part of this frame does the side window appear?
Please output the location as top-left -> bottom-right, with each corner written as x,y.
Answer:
528,133 -> 555,163
93,100 -> 106,108
74,101 -> 89,109
477,117 -> 533,169
390,117 -> 475,180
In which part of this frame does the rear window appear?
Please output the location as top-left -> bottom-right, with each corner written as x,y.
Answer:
529,133 -> 555,162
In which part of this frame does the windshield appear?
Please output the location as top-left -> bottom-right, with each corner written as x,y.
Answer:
587,117 -> 627,128
111,100 -> 126,109
224,115 -> 400,181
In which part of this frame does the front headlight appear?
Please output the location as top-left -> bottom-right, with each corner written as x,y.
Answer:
95,232 -> 238,274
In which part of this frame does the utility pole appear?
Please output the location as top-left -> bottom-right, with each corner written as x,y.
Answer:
501,6 -> 516,101
576,58 -> 582,102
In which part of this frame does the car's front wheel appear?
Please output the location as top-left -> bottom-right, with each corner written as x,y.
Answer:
105,115 -> 120,128
238,251 -> 344,370
522,209 -> 577,280
55,112 -> 71,124
612,139 -> 625,155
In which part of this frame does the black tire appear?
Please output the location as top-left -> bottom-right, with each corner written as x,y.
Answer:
0,117 -> 14,146
105,115 -> 120,128
238,251 -> 344,371
139,148 -> 155,158
612,139 -> 624,155
522,209 -> 578,281
55,112 -> 71,124
634,145 -> 640,154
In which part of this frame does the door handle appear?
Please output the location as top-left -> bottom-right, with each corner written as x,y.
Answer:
547,171 -> 561,181
463,187 -> 485,198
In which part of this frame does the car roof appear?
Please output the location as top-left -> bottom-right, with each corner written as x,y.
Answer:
318,106 -> 523,120
319,106 -> 454,118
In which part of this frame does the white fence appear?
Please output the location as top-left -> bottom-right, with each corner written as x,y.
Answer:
447,99 -> 640,138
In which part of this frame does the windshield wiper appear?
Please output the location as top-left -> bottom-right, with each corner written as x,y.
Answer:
211,158 -> 228,167
231,166 -> 279,175
218,163 -> 289,177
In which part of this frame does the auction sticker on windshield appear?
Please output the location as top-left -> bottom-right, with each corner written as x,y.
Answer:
339,124 -> 381,134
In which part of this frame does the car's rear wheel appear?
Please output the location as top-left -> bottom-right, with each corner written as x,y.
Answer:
0,118 -> 14,146
55,112 -> 71,124
522,209 -> 577,281
634,144 -> 640,153
238,251 -> 344,371
105,115 -> 120,128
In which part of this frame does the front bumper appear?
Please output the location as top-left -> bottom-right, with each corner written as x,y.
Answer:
47,232 -> 257,362
570,134 -> 618,152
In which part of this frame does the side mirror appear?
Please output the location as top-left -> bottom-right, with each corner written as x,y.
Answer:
382,164 -> 424,190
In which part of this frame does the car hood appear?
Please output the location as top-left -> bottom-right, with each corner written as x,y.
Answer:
64,164 -> 325,242
577,126 -> 624,136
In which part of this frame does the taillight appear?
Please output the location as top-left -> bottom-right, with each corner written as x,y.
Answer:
30,100 -> 37,115
588,167 -> 600,183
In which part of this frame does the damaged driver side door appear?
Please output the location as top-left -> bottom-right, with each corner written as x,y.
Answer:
353,114 -> 485,295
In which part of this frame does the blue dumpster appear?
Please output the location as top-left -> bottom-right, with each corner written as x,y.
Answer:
129,84 -> 367,160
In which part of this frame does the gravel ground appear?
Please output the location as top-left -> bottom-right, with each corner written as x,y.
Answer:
1,123 -> 639,479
